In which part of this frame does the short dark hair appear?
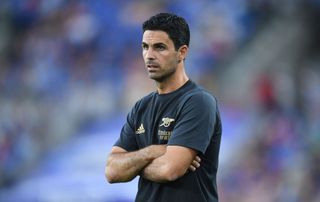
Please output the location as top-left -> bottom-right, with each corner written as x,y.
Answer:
142,13 -> 190,50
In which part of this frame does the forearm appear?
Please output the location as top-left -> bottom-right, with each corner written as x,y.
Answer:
105,145 -> 166,183
106,150 -> 148,183
141,157 -> 178,183
141,146 -> 200,183
141,155 -> 189,183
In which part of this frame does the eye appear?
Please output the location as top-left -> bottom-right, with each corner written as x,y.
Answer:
142,44 -> 148,50
155,45 -> 166,51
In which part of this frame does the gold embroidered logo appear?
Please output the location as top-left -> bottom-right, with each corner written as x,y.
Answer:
136,123 -> 145,134
158,130 -> 172,140
159,117 -> 175,127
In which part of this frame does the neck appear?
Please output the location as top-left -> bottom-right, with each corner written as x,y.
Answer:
156,67 -> 189,94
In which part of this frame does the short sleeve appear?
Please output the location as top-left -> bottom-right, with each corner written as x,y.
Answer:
168,92 -> 217,154
114,106 -> 138,152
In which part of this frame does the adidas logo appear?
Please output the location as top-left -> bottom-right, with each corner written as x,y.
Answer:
135,123 -> 145,134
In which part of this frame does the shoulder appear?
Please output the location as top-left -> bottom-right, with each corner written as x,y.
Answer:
132,91 -> 157,111
126,91 -> 156,121
183,82 -> 217,108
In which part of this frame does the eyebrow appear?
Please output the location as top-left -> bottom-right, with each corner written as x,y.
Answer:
142,42 -> 167,47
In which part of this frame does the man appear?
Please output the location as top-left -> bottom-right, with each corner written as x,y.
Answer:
105,13 -> 222,202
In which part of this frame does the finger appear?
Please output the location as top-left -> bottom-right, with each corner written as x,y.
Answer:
189,165 -> 196,172
192,160 -> 200,168
195,156 -> 201,162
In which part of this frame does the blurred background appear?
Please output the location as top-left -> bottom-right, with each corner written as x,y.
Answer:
0,0 -> 319,201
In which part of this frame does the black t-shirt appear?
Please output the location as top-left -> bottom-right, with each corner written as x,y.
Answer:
115,80 -> 222,202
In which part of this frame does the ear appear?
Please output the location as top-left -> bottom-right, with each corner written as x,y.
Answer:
178,45 -> 188,62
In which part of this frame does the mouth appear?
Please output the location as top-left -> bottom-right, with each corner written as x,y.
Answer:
146,63 -> 159,72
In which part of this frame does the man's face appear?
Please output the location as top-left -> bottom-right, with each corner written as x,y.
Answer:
142,30 -> 180,82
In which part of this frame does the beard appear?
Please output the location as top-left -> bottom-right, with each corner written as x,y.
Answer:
148,66 -> 177,82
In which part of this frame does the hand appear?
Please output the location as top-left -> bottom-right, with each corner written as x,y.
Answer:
188,156 -> 201,172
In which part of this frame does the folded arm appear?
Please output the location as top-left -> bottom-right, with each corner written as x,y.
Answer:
141,145 -> 200,183
105,145 -> 166,183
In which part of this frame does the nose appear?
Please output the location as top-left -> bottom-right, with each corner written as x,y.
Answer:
144,48 -> 155,60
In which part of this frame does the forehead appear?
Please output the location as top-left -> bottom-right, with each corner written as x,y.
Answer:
142,30 -> 173,45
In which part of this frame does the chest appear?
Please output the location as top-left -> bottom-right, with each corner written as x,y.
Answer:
134,98 -> 181,146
